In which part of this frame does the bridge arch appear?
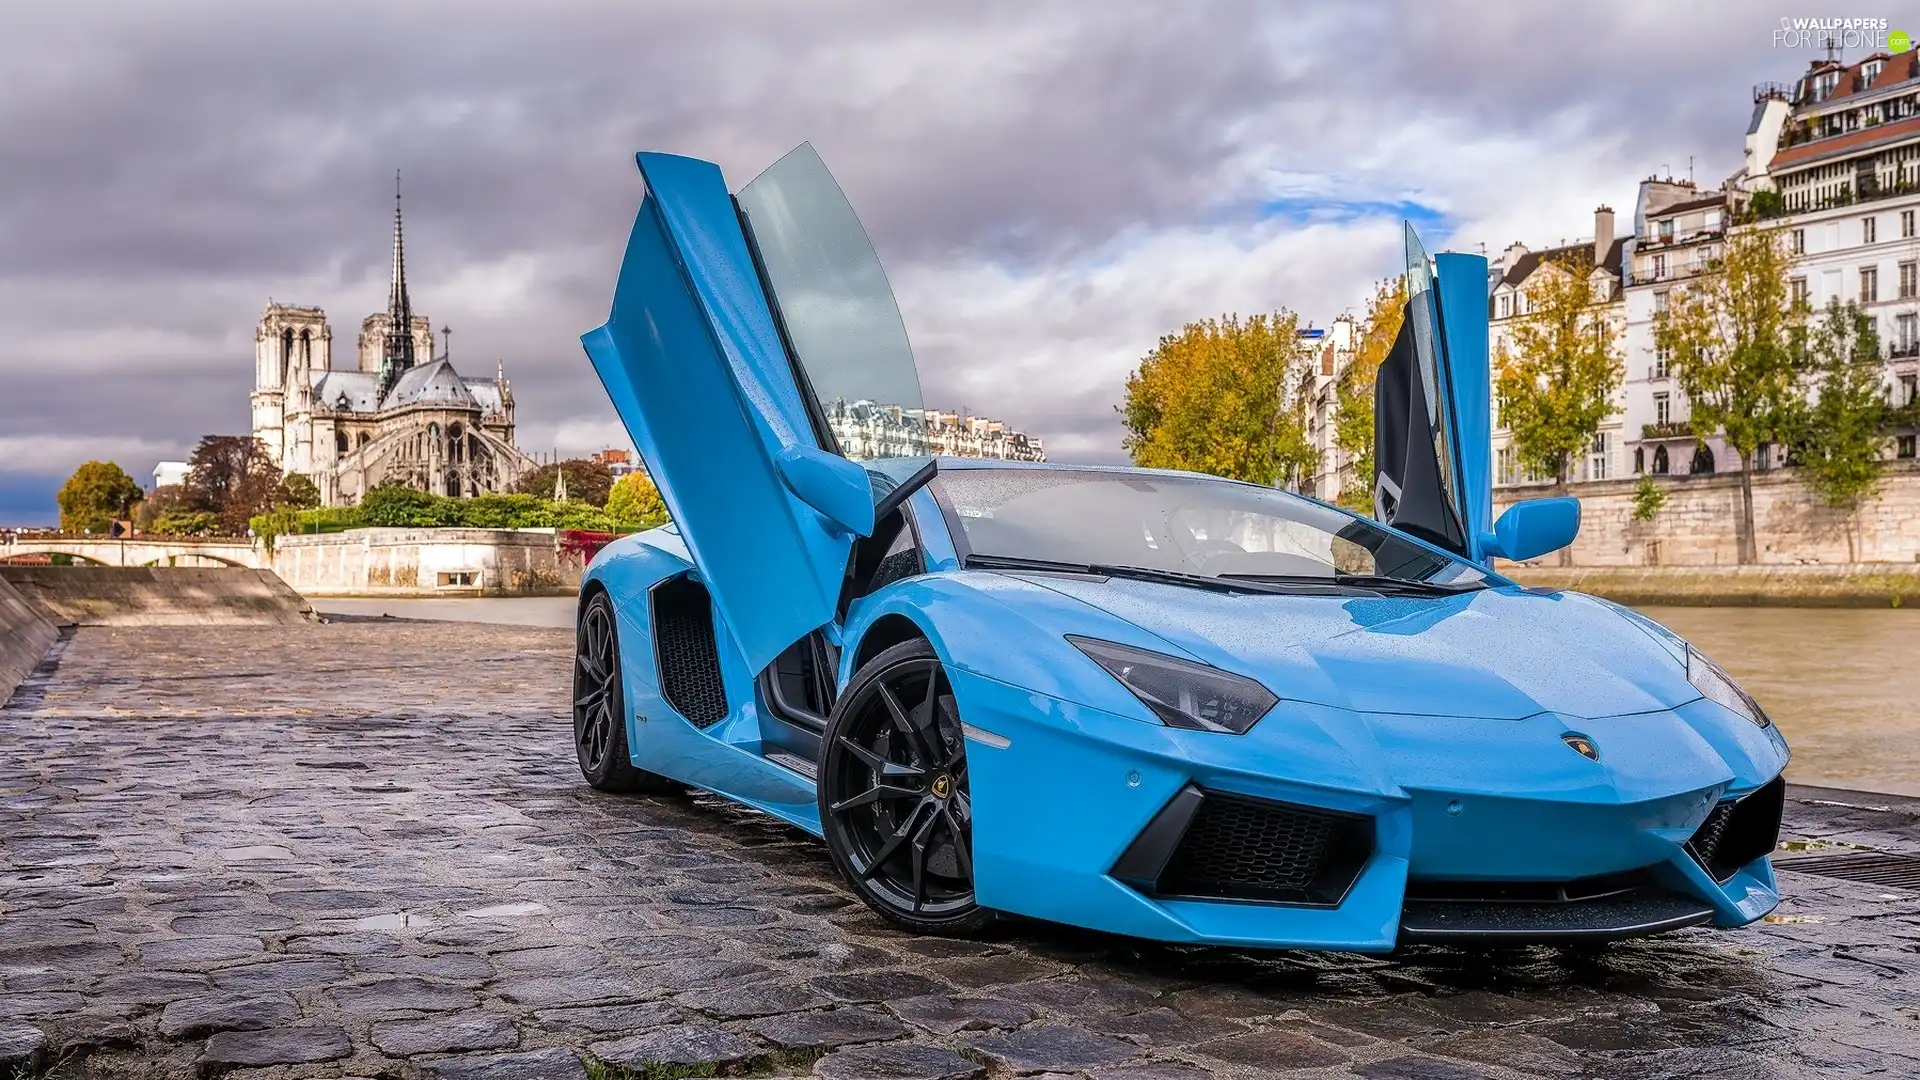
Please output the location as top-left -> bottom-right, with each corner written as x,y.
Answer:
0,551 -> 112,566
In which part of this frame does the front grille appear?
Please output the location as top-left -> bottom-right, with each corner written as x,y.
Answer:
1406,869 -> 1646,905
1155,790 -> 1373,905
651,576 -> 728,727
1687,776 -> 1785,882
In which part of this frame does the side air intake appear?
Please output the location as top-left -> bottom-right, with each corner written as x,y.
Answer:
1687,775 -> 1785,883
650,575 -> 729,728
1111,785 -> 1373,907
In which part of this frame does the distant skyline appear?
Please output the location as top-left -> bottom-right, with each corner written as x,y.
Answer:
0,1 -> 1839,523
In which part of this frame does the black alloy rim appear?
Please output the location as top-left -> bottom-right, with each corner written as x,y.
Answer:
823,657 -> 975,918
574,599 -> 618,770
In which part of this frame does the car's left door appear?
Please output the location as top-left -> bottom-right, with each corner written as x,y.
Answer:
582,144 -> 932,674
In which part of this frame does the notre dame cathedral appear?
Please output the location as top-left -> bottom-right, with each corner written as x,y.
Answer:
249,181 -> 532,507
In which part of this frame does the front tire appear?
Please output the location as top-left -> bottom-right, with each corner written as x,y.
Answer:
819,639 -> 993,936
574,591 -> 680,794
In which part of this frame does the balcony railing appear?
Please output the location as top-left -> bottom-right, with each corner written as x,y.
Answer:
1641,420 -> 1695,440
1890,342 -> 1920,360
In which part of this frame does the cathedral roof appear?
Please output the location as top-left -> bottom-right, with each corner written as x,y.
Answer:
313,370 -> 382,413
381,356 -> 480,410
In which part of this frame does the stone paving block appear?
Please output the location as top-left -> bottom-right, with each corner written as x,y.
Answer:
888,992 -> 1037,1035
1353,1057 -> 1496,1080
495,970 -> 653,1007
752,1005 -> 908,1049
1415,1030 -> 1586,1078
0,1023 -> 46,1071
533,1000 -> 684,1034
418,1046 -> 588,1079
326,976 -> 478,1014
813,971 -> 952,1003
1192,1027 -> 1351,1070
210,957 -> 348,993
1087,1064 -> 1217,1080
967,1025 -> 1142,1071
681,978 -> 833,1018
589,1022 -> 765,1070
196,1024 -> 352,1073
814,1040 -> 986,1080
1089,1005 -> 1247,1046
156,992 -> 299,1038
369,1011 -> 519,1055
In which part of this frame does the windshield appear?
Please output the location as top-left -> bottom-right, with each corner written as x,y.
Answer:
936,468 -> 1489,587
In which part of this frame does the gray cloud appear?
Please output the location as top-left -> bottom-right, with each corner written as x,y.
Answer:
0,0 -> 1815,521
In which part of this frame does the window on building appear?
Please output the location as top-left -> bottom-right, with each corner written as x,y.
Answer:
1496,294 -> 1510,319
1654,345 -> 1670,380
1900,313 -> 1919,353
1654,391 -> 1671,424
1790,276 -> 1810,307
1658,219 -> 1674,241
1862,265 -> 1879,303
1899,434 -> 1918,459
1864,215 -> 1878,244
1705,208 -> 1722,231
1792,228 -> 1806,254
1633,446 -> 1645,474
1587,432 -> 1611,481
1652,253 -> 1667,279
1902,261 -> 1918,298
1902,374 -> 1918,405
1903,209 -> 1917,238
1654,289 -> 1669,314
1496,446 -> 1515,486
1653,445 -> 1670,474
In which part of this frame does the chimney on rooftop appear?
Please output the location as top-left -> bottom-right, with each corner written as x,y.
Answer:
1593,206 -> 1615,267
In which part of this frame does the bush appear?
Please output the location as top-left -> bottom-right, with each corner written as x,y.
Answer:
358,484 -> 443,527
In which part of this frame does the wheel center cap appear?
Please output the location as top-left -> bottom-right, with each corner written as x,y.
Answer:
931,774 -> 951,800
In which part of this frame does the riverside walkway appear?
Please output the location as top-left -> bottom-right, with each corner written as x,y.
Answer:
1,620 -> 1916,1078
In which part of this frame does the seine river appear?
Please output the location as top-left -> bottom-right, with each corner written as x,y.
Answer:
317,597 -> 1920,798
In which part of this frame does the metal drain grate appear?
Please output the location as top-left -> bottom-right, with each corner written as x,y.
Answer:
1776,851 -> 1920,891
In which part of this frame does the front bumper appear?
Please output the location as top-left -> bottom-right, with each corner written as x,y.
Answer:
952,666 -> 1789,951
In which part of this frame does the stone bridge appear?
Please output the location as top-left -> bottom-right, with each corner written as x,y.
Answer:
0,534 -> 265,569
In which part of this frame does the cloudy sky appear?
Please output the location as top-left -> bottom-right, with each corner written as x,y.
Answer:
0,1 -> 1831,522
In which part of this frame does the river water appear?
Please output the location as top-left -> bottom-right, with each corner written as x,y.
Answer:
316,597 -> 1920,797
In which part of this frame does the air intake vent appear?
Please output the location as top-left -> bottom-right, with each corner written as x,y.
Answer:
1686,776 -> 1785,882
1127,788 -> 1372,906
650,576 -> 729,728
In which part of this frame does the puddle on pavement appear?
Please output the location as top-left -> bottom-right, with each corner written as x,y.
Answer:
350,911 -> 440,931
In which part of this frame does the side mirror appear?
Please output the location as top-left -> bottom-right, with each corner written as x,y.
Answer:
1481,497 -> 1580,563
774,444 -> 875,538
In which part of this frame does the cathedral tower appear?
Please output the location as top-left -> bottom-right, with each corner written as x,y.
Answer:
377,173 -> 418,398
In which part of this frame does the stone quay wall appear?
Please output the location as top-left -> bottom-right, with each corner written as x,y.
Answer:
0,573 -> 55,704
1493,460 -> 1920,568
272,528 -> 586,597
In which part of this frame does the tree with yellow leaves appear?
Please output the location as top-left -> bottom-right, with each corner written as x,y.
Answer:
1120,312 -> 1317,488
1495,255 -> 1624,492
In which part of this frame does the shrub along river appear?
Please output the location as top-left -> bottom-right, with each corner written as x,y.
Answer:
317,597 -> 1920,798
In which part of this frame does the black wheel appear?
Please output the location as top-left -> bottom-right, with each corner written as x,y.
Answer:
574,591 -> 680,794
819,639 -> 993,935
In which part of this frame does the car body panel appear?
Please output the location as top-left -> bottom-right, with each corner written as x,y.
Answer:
576,146 -> 1789,950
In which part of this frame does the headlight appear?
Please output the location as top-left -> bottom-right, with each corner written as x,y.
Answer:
1687,646 -> 1770,728
1068,636 -> 1277,734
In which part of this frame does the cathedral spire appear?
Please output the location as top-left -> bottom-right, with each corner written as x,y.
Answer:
379,170 -> 417,398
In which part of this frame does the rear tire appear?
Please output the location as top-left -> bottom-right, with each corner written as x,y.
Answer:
819,639 -> 995,936
574,591 -> 680,794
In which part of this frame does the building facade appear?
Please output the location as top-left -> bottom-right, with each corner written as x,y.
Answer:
250,185 -> 531,506
1621,181 -> 1732,479
822,400 -> 1046,462
1487,206 -> 1629,487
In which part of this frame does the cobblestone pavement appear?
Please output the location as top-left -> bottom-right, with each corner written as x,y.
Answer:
3,622 -> 1918,1079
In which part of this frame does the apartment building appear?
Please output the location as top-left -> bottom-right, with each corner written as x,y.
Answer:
1621,181 -> 1731,478
1486,206 -> 1629,488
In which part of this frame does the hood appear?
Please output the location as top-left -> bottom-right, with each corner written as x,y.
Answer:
1014,575 -> 1699,721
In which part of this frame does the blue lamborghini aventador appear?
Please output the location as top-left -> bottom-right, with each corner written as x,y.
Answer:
571,143 -> 1790,950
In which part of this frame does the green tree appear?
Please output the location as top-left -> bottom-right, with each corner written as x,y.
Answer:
1796,299 -> 1888,552
357,482 -> 444,527
605,472 -> 669,529
277,473 -> 321,510
1494,255 -> 1624,491
1653,226 -> 1805,564
1331,278 -> 1407,514
1630,474 -> 1668,522
57,461 -> 143,534
514,458 -> 616,506
1120,312 -> 1317,487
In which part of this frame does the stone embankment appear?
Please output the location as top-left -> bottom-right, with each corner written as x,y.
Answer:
1505,563 -> 1920,607
0,574 -> 56,705
0,566 -> 314,628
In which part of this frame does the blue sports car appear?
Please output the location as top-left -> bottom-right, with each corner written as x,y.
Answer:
572,143 -> 1789,950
